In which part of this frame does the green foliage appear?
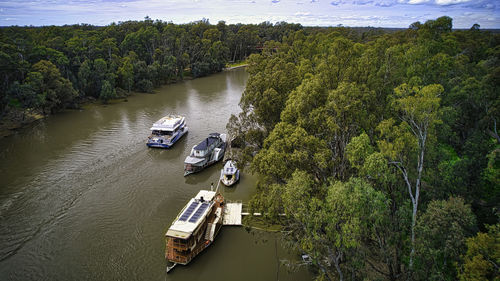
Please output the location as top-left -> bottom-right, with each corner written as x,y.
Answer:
252,122 -> 331,183
0,20 -> 303,117
30,60 -> 77,113
483,147 -> 500,188
279,172 -> 387,280
415,197 -> 476,280
99,80 -> 116,103
458,224 -> 500,281
233,16 -> 498,281
346,132 -> 374,170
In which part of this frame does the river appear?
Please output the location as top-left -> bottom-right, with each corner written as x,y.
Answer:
0,68 -> 312,281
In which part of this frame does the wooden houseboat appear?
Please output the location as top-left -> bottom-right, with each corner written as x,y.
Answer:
165,189 -> 225,272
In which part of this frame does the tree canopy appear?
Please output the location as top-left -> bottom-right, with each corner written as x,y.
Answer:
230,16 -> 500,280
0,19 -> 304,116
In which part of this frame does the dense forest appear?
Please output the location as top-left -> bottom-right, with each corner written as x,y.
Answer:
0,18 -> 303,119
228,16 -> 499,280
1,16 -> 498,280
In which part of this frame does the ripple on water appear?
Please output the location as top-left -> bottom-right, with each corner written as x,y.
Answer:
0,119 -> 148,264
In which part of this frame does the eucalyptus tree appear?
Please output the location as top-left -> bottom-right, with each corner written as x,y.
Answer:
377,83 -> 443,273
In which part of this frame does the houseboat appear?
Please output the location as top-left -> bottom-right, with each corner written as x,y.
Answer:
220,160 -> 240,187
165,189 -> 225,272
184,133 -> 227,176
147,115 -> 188,148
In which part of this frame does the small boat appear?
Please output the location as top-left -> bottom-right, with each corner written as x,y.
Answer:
147,115 -> 188,148
165,188 -> 225,272
220,160 -> 240,187
184,133 -> 227,176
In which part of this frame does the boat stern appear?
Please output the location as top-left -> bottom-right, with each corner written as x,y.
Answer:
147,137 -> 173,148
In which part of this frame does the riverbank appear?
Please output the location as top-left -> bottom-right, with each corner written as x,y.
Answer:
0,66 -> 248,139
0,110 -> 45,138
225,61 -> 248,70
224,64 -> 248,71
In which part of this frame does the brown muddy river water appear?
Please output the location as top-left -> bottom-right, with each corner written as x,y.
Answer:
0,68 -> 312,281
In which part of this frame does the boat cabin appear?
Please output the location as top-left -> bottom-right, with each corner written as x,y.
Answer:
150,115 -> 185,135
191,133 -> 222,157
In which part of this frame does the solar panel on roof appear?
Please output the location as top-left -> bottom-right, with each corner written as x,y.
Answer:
188,203 -> 209,223
179,201 -> 200,221
194,135 -> 219,150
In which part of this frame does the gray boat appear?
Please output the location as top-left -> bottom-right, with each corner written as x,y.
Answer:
184,133 -> 227,176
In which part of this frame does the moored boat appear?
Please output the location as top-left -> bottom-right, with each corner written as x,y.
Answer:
147,115 -> 188,148
165,189 -> 225,272
220,160 -> 240,187
184,133 -> 227,176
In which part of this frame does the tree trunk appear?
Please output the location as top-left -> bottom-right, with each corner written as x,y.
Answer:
334,252 -> 344,281
409,202 -> 417,273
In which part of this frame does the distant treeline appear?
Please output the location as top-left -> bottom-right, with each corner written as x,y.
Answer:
0,18 -> 316,117
229,16 -> 499,281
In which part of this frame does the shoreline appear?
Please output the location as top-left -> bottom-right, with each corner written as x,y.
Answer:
0,111 -> 45,138
224,64 -> 248,71
0,67 -> 248,139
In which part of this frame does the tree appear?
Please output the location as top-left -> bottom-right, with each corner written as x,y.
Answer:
117,55 -> 134,92
458,224 -> 500,281
7,81 -> 40,119
346,133 -> 407,280
252,122 -> 331,184
30,60 -> 77,113
378,83 -> 442,273
99,80 -> 115,103
280,172 -> 387,281
415,197 -> 476,280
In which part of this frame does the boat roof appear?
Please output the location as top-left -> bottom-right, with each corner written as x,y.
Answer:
150,115 -> 184,131
194,133 -> 221,150
184,155 -> 205,164
166,190 -> 216,239
223,160 -> 238,175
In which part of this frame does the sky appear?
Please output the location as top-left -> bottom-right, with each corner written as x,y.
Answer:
0,0 -> 498,28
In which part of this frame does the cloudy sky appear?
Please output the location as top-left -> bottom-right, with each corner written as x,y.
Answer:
0,0 -> 498,28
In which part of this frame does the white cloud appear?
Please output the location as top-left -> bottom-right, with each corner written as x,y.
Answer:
404,0 -> 431,4
0,0 -> 498,28
435,0 -> 471,4
398,0 -> 474,4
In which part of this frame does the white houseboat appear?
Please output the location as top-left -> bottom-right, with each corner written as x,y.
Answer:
184,133 -> 226,176
147,115 -> 188,148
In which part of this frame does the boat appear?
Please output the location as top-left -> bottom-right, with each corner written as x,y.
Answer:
220,160 -> 240,187
165,188 -> 225,272
147,115 -> 188,148
184,133 -> 227,176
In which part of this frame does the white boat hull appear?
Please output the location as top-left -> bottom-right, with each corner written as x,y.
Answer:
220,160 -> 240,186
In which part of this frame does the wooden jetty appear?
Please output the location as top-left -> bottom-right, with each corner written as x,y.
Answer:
223,202 -> 243,225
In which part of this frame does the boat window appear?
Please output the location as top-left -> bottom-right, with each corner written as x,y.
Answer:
153,130 -> 173,136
